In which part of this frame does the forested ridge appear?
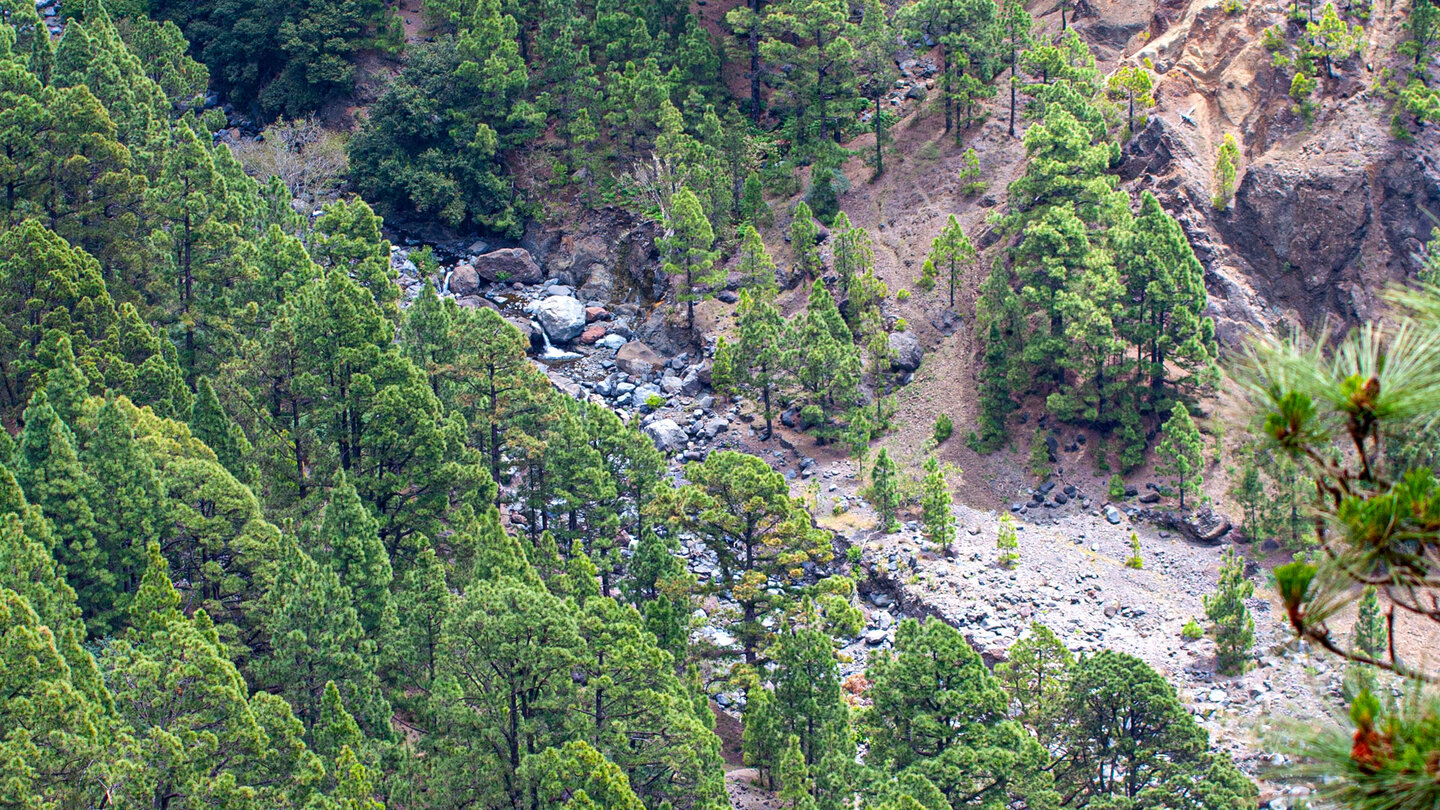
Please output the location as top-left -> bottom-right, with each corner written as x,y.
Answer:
2,0 -> 1440,804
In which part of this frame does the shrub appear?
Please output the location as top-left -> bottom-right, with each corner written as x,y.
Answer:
1205,549 -> 1255,674
645,393 -> 666,411
933,413 -> 954,444
1108,474 -> 1127,500
846,545 -> 863,564
1181,617 -> 1204,640
997,515 -> 1019,568
1029,427 -> 1052,481
896,288 -> 911,301
1125,532 -> 1143,569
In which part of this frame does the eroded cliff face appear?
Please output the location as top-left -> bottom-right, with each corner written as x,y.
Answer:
1109,0 -> 1440,338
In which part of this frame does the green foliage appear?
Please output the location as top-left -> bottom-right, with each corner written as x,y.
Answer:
660,187 -> 721,336
996,514 -> 1019,568
995,623 -> 1073,745
870,448 -> 900,532
933,413 -> 954,444
920,457 -> 956,555
1125,531 -> 1143,568
1182,617 -> 1204,640
1055,650 -> 1255,808
789,202 -> 823,282
1109,474 -> 1127,500
867,618 -> 1059,808
1156,403 -> 1205,509
1213,133 -> 1240,210
654,451 -> 832,663
1028,427 -> 1051,481
1204,549 -> 1254,674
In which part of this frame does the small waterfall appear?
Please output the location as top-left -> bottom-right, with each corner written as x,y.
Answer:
441,268 -> 453,295
535,322 -> 582,362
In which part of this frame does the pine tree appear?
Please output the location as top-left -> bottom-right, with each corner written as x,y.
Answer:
870,448 -> 899,532
1125,532 -> 1144,568
1156,403 -> 1205,509
190,376 -> 253,483
1057,650 -> 1254,807
735,290 -> 789,438
1107,64 -> 1154,134
771,616 -> 854,776
81,398 -> 164,635
13,396 -> 105,635
0,586 -> 108,808
148,121 -> 244,380
1115,192 -> 1217,404
737,224 -> 779,291
106,551 -> 326,808
257,539 -> 391,735
996,513 -> 1019,568
999,0 -> 1033,138
742,677 -> 785,789
831,212 -> 875,308
759,0 -> 856,152
928,215 -> 974,308
432,576 -> 583,808
777,735 -> 817,809
787,282 -> 862,434
867,617 -> 1058,806
920,456 -> 956,556
741,172 -> 770,225
855,0 -> 894,174
1212,133 -> 1239,210
573,596 -> 727,808
789,202 -> 822,282
994,622 -> 1074,745
1204,548 -> 1254,674
319,473 -> 394,637
660,187 -> 721,339
1353,585 -> 1387,659
657,451 -> 832,663
387,544 -> 454,696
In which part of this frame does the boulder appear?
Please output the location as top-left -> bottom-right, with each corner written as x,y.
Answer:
644,419 -> 688,452
616,341 -> 666,377
449,263 -> 482,296
889,332 -> 924,372
474,248 -> 543,284
578,323 -> 607,344
1104,505 -> 1123,525
584,306 -> 610,322
534,296 -> 587,343
596,334 -> 627,351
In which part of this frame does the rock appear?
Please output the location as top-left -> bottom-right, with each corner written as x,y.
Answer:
578,265 -> 614,300
703,418 -> 730,439
717,290 -> 739,304
1105,505 -> 1123,525
660,375 -> 685,395
545,284 -> 574,297
888,332 -> 923,372
1103,603 -> 1120,619
584,306 -> 610,322
534,296 -> 587,343
474,248 -> 544,284
616,341 -> 666,376
864,629 -> 889,646
1139,492 -> 1161,504
449,263 -> 482,296
578,323 -> 607,344
632,384 -> 663,410
644,419 -> 688,452
868,592 -> 893,608
596,334 -> 627,351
